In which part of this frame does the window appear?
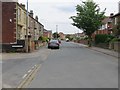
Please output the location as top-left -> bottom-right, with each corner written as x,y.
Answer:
24,12 -> 26,24
18,8 -> 21,21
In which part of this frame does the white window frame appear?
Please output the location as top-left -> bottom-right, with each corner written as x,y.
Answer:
115,17 -> 117,25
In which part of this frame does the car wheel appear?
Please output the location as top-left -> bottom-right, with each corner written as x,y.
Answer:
48,46 -> 50,49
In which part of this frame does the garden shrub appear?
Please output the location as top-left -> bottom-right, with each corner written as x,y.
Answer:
95,34 -> 114,44
110,38 -> 120,43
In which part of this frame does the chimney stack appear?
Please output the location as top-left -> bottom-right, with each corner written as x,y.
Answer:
20,3 -> 25,9
110,13 -> 114,17
29,10 -> 33,17
35,16 -> 38,21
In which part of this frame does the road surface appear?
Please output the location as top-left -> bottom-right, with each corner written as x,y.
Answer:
2,41 -> 118,88
28,41 -> 118,88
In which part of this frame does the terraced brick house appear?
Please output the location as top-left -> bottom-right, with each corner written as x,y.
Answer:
2,2 -> 17,52
59,32 -> 65,40
2,1 -> 44,52
111,13 -> 120,37
92,15 -> 113,39
110,1 -> 120,38
43,29 -> 52,39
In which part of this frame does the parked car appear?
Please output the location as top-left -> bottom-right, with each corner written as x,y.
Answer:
48,40 -> 60,49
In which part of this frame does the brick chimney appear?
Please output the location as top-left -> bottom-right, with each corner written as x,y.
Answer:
35,16 -> 38,21
20,3 -> 25,9
29,10 -> 33,17
110,13 -> 114,17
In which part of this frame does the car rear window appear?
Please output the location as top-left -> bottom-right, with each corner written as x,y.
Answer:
50,40 -> 58,43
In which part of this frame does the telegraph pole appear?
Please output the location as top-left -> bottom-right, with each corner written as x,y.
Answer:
25,0 -> 29,52
56,25 -> 58,39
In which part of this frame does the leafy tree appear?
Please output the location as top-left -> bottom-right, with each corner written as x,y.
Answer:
52,32 -> 60,38
38,36 -> 43,41
65,34 -> 70,39
38,36 -> 48,42
65,34 -> 74,41
70,0 -> 106,47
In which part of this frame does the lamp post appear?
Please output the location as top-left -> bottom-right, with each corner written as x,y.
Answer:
25,0 -> 29,52
56,25 -> 58,39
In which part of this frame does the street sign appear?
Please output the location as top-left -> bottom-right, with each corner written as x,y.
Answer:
12,45 -> 23,48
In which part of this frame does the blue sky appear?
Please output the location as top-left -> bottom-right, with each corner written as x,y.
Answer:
18,0 -> 119,34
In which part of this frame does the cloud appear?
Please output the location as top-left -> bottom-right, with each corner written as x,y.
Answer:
53,3 -> 76,13
18,0 -> 119,34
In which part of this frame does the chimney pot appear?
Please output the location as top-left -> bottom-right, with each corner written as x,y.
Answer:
20,3 -> 25,9
35,16 -> 38,21
29,10 -> 33,17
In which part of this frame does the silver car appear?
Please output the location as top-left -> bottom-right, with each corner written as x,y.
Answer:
48,40 -> 60,49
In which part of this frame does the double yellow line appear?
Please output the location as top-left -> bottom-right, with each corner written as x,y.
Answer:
17,64 -> 41,89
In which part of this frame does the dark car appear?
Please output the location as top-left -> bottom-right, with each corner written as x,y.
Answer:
48,40 -> 60,49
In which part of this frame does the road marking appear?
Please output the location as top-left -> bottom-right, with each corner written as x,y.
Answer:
22,74 -> 27,79
34,65 -> 37,67
17,64 -> 41,88
28,70 -> 32,73
32,66 -> 34,69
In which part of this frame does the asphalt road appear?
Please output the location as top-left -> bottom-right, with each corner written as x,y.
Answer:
2,41 -> 118,88
2,47 -> 51,88
27,41 -> 118,88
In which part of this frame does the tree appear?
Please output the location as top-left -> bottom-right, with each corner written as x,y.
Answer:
52,32 -> 60,38
65,34 -> 74,41
70,0 -> 105,47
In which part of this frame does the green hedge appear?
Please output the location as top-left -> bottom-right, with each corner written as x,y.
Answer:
95,34 -> 114,44
38,36 -> 48,42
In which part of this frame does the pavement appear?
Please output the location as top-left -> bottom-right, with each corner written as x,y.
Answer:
77,43 -> 119,58
1,47 -> 47,60
89,46 -> 119,58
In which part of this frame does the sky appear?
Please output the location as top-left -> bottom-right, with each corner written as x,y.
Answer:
18,0 -> 120,34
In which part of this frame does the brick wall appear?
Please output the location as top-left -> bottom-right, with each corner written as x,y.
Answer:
2,2 -> 16,44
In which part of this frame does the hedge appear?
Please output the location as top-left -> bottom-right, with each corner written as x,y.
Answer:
95,34 -> 114,44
